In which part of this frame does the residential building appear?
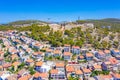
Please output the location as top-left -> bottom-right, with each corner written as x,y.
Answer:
85,53 -> 93,61
72,46 -> 80,54
63,52 -> 71,60
64,44 -> 71,52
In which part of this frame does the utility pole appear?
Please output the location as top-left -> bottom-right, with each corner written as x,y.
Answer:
47,18 -> 51,25
78,16 -> 80,21
77,16 -> 80,24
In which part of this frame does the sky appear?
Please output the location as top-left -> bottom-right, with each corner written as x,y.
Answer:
0,0 -> 120,23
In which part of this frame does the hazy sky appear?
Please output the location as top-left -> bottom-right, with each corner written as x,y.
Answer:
0,0 -> 120,23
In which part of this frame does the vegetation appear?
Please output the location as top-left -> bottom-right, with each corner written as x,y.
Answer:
44,56 -> 53,61
18,62 -> 25,69
76,20 -> 87,24
90,70 -> 110,77
0,18 -> 120,49
71,54 -> 77,60
4,51 -> 9,57
8,20 -> 47,25
7,66 -> 14,73
29,67 -> 36,75
44,55 -> 64,61
68,76 -> 79,80
78,60 -> 87,63
0,40 -> 3,43
0,25 -> 15,31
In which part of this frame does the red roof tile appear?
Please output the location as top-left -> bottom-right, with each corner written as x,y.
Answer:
66,66 -> 75,72
98,51 -> 105,55
64,44 -> 70,47
64,52 -> 71,56
75,70 -> 83,75
86,53 -> 93,57
104,50 -> 110,54
12,62 -> 20,66
35,61 -> 43,66
82,68 -> 91,73
50,69 -> 58,74
26,59 -> 34,63
3,63 -> 12,68
114,49 -> 119,52
54,50 -> 61,54
72,46 -> 80,49
93,65 -> 102,69
112,73 -> 120,78
109,57 -> 118,64
56,63 -> 64,67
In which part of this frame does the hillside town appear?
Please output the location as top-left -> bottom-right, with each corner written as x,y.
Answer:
0,27 -> 120,80
1,0 -> 120,79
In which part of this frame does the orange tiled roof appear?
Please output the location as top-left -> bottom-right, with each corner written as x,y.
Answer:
46,49 -> 53,52
35,43 -> 41,46
18,69 -> 26,75
26,59 -> 34,63
5,46 -> 10,49
33,52 -> 38,56
0,57 -> 3,61
79,55 -> 84,59
56,63 -> 64,67
11,54 -> 18,60
93,65 -> 101,69
109,58 -> 118,64
11,49 -> 17,53
112,73 -> 120,78
33,52 -> 43,56
34,72 -> 48,78
75,70 -> 83,75
82,68 -> 91,73
104,50 -> 110,54
66,66 -> 75,72
0,66 -> 3,69
105,61 -> 111,65
100,74 -> 112,79
64,44 -> 70,47
35,61 -> 43,66
72,46 -> 80,49
39,73 -> 48,78
7,30 -> 13,32
6,74 -> 17,80
21,36 -> 25,38
34,72 -> 40,78
54,50 -> 61,54
16,39 -> 20,42
50,69 -> 58,74
64,52 -> 71,56
12,62 -> 20,66
26,48 -> 31,52
0,51 -> 4,54
3,63 -> 12,68
86,53 -> 93,57
114,49 -> 119,52
18,74 -> 31,80
98,51 -> 104,55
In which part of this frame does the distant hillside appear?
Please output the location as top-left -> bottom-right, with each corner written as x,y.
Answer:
100,18 -> 120,23
76,18 -> 120,32
8,20 -> 48,25
83,18 -> 118,22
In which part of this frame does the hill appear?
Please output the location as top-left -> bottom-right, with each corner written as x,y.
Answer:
100,18 -> 120,23
78,18 -> 120,32
7,20 -> 48,25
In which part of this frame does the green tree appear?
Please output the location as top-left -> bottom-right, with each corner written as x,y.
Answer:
18,62 -> 25,69
101,41 -> 108,49
29,67 -> 35,75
